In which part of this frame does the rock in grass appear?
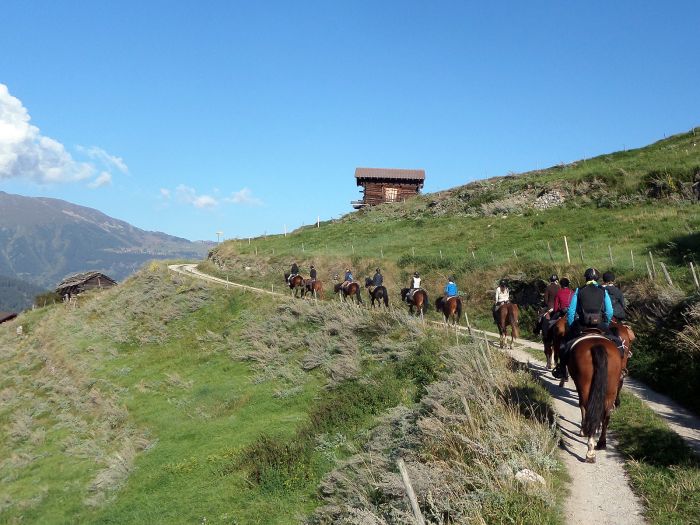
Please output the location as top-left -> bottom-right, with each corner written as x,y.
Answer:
515,468 -> 546,486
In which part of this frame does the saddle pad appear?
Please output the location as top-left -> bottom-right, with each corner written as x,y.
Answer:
571,334 -> 610,350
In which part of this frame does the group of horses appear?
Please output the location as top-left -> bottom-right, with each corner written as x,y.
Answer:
539,312 -> 635,463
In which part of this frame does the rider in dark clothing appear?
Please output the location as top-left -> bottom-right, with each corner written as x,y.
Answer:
290,262 -> 299,276
539,274 -> 560,338
553,268 -> 620,379
372,269 -> 383,287
602,272 -> 626,321
309,265 -> 317,281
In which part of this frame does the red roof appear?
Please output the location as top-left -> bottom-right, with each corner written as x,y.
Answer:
355,168 -> 425,181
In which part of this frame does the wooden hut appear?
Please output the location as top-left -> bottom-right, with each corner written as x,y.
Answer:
352,168 -> 425,208
56,271 -> 117,298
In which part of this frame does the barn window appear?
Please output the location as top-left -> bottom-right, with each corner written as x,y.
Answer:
384,187 -> 398,202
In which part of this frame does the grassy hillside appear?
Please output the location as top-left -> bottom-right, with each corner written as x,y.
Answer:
0,263 -> 564,523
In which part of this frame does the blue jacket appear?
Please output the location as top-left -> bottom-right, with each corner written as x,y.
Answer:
444,282 -> 458,297
567,284 -> 613,326
344,271 -> 353,281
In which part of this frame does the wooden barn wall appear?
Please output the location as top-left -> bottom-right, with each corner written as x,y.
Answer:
82,275 -> 116,291
360,181 -> 422,205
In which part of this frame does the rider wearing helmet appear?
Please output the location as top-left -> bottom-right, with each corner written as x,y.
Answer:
444,276 -> 458,298
539,274 -> 561,339
309,264 -> 317,281
341,268 -> 353,289
406,272 -> 422,302
553,278 -> 574,314
602,271 -> 626,321
493,279 -> 510,324
372,268 -> 384,288
288,261 -> 300,283
553,268 -> 619,379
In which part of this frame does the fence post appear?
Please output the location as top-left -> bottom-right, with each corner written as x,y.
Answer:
547,241 -> 554,262
649,251 -> 657,277
412,246 -> 415,257
690,262 -> 700,290
440,250 -> 443,259
255,247 -> 258,256
564,236 -> 571,264
579,244 -> 584,263
302,243 -> 305,252
284,225 -> 287,237
464,308 -> 472,335
608,245 -> 614,266
397,459 -> 426,525
513,249 -> 518,259
646,260 -> 653,280
352,244 -> 355,254
659,262 -> 673,286
471,250 -> 476,259
630,250 -> 635,270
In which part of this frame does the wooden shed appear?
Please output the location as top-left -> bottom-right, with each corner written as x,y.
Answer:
352,168 -> 425,208
56,271 -> 117,298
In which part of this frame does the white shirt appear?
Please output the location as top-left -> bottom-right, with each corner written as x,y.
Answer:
412,277 -> 421,288
495,287 -> 510,303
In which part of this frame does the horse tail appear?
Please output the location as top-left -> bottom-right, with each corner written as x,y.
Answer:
582,344 -> 608,436
508,305 -> 519,339
382,287 -> 389,307
456,298 -> 462,320
423,293 -> 429,312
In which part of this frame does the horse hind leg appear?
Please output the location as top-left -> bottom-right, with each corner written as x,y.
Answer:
596,412 -> 610,450
586,435 -> 597,463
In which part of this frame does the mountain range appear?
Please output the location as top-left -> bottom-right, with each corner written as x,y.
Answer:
0,191 -> 210,291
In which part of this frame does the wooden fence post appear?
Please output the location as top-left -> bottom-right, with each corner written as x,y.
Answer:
412,246 -> 415,257
397,459 -> 426,525
464,308 -> 472,335
440,250 -> 443,259
690,262 -> 700,290
646,260 -> 653,280
630,250 -> 635,270
649,251 -> 657,277
579,244 -> 584,263
564,236 -> 571,264
513,249 -> 518,259
547,241 -> 554,262
659,262 -> 673,286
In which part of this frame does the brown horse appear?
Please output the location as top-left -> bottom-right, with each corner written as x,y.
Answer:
284,273 -> 305,298
567,335 -> 624,462
496,303 -> 519,348
611,320 -> 635,407
435,296 -> 462,326
364,278 -> 389,308
546,316 -> 567,369
303,278 -> 324,300
334,281 -> 363,304
401,288 -> 428,318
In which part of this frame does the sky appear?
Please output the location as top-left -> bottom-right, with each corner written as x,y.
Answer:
0,1 -> 698,241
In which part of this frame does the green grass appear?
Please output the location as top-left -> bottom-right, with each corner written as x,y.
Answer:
611,392 -> 700,525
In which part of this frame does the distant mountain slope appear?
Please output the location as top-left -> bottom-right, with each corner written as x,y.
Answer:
0,274 -> 45,311
0,192 -> 210,288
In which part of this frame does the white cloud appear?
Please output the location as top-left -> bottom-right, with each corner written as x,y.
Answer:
175,184 -> 219,209
226,187 -> 263,206
0,83 -> 125,187
76,145 -> 128,174
88,172 -> 112,189
160,188 -> 171,199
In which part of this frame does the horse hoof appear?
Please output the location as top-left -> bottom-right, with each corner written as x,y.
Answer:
585,455 -> 596,464
595,442 -> 607,450
579,430 -> 585,437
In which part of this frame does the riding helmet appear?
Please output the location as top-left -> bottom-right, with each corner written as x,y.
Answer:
414,272 -> 419,277
550,274 -> 559,282
376,268 -> 381,273
602,271 -> 615,283
499,279 -> 507,286
584,268 -> 600,281
560,277 -> 570,287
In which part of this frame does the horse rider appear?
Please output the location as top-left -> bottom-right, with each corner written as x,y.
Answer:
309,264 -> 317,282
553,277 -> 574,317
340,268 -> 354,290
493,279 -> 510,324
372,268 -> 383,288
538,274 -> 560,338
288,261 -> 300,283
602,271 -> 626,322
444,276 -> 458,298
405,271 -> 421,302
553,268 -> 623,379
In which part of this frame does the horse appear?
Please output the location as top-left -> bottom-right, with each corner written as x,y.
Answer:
611,320 -> 635,407
284,273 -> 305,298
496,303 -> 519,348
303,278 -> 324,300
364,278 -> 389,308
334,281 -> 363,304
435,296 -> 462,326
567,334 -> 624,463
401,288 -> 428,318
545,315 -> 567,369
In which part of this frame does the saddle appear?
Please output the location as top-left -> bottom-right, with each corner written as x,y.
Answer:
407,288 -> 423,301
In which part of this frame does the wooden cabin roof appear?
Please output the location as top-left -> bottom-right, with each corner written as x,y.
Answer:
354,168 -> 425,182
0,312 -> 18,324
56,271 -> 117,290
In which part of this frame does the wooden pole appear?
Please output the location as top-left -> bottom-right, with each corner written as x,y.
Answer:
547,241 -> 554,262
255,247 -> 258,255
351,244 -> 355,254
564,236 -> 571,264
302,243 -> 305,252
381,248 -> 384,258
579,244 -> 584,263
513,249 -> 518,259
412,246 -> 415,257
397,459 -> 426,525
690,262 -> 700,290
630,250 -> 635,270
317,216 -> 320,228
649,251 -> 657,277
440,250 -> 443,259
284,225 -> 287,237
464,309 -> 472,335
646,260 -> 653,280
471,250 -> 476,259
659,262 -> 673,286
608,245 -> 614,266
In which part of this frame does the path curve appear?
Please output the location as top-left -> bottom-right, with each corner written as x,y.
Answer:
168,263 -> 700,524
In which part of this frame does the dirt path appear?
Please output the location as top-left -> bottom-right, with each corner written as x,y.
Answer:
168,263 -> 700,523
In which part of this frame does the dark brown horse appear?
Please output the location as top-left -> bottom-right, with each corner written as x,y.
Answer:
303,278 -> 324,300
496,303 -> 519,348
334,281 -> 363,304
364,278 -> 389,308
284,273 -> 305,298
611,320 -> 635,407
567,335 -> 624,462
546,316 -> 567,369
401,288 -> 428,318
435,296 -> 462,326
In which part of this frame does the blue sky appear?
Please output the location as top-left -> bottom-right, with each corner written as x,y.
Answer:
1,1 -> 698,241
